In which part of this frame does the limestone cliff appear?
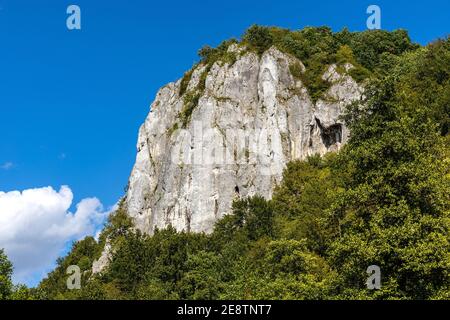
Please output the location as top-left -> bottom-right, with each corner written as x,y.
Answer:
125,45 -> 362,235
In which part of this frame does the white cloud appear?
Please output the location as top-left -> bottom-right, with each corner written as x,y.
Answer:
0,186 -> 110,286
1,162 -> 14,170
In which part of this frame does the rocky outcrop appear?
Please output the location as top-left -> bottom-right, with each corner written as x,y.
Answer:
125,46 -> 362,235
91,241 -> 111,274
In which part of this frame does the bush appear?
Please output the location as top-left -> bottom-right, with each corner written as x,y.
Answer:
179,68 -> 195,96
231,196 -> 275,241
180,91 -> 201,128
242,25 -> 274,55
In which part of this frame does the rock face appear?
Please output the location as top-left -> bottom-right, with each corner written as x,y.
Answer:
126,46 -> 362,235
91,241 -> 111,274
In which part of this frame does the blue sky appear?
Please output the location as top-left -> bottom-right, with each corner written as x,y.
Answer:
0,0 -> 448,287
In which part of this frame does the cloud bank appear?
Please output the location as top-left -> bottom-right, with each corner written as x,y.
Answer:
0,186 -> 109,286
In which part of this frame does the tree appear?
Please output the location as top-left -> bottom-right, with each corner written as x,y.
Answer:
347,29 -> 418,71
106,230 -> 152,294
0,249 -> 13,300
242,25 -> 273,55
272,156 -> 339,254
177,251 -> 222,299
9,284 -> 34,300
230,196 -> 275,241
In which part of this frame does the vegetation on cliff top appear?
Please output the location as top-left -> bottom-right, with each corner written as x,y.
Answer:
177,25 -> 419,112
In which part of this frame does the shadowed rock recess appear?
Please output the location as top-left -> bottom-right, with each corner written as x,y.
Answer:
125,45 -> 362,235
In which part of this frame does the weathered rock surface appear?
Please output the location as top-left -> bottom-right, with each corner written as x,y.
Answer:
126,46 -> 363,235
91,241 -> 112,274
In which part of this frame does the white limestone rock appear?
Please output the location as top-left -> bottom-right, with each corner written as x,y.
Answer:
91,241 -> 112,275
125,46 -> 363,235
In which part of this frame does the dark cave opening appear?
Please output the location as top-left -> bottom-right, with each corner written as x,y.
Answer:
315,118 -> 343,148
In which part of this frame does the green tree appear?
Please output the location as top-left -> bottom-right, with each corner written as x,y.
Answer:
0,249 -> 13,300
272,156 -> 339,254
243,25 -> 273,55
229,196 -> 275,241
9,284 -> 34,300
106,230 -> 152,294
177,251 -> 222,299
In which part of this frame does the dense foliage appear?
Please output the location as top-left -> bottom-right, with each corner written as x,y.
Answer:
2,29 -> 448,301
